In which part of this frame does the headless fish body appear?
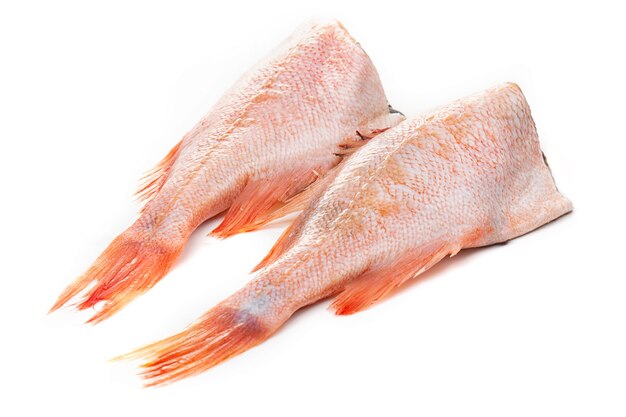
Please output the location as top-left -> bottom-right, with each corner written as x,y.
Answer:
120,83 -> 572,386
50,20 -> 402,322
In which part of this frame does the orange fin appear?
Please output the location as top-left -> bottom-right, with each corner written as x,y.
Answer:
135,140 -> 183,207
331,242 -> 458,315
210,166 -> 324,239
212,124 -> 396,240
251,214 -> 307,273
49,231 -> 181,323
115,305 -> 270,386
250,158 -> 342,231
250,165 -> 342,272
212,125 -> 397,239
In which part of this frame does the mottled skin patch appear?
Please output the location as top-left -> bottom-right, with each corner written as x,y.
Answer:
126,83 -> 572,384
232,84 -> 572,324
50,19 -> 402,322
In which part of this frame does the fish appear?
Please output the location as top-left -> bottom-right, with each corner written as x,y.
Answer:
49,20 -> 403,323
117,82 -> 572,386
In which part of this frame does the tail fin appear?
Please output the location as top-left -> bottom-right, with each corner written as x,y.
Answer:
115,305 -> 270,386
49,230 -> 181,323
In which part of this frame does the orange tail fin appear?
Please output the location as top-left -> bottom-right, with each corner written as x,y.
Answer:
115,306 -> 270,386
50,231 -> 181,323
331,242 -> 457,315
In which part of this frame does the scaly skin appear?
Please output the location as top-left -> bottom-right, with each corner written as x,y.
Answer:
50,20 -> 402,322
123,83 -> 572,386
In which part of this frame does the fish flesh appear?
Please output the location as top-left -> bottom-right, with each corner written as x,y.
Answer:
118,83 -> 572,385
49,20 -> 402,323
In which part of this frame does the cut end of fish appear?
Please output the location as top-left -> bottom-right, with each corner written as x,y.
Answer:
115,306 -> 269,387
50,233 -> 181,324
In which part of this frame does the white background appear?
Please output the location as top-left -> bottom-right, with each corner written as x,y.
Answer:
1,1 -> 624,416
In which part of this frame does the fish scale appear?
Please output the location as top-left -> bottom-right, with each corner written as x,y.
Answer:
50,19 -> 402,323
119,82 -> 572,386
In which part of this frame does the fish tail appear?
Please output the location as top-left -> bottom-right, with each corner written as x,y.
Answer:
115,304 -> 271,386
49,228 -> 181,323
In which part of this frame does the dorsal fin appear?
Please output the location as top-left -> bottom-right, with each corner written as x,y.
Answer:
135,139 -> 183,207
250,214 -> 306,273
250,162 -> 344,272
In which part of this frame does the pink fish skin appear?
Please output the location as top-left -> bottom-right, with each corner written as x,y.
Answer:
50,20 -> 402,323
118,83 -> 572,386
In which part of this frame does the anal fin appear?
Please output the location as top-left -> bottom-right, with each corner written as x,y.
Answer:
212,116 -> 403,240
331,241 -> 458,315
210,166 -> 326,239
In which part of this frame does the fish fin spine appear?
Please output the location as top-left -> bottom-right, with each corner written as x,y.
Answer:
331,241 -> 453,315
210,165 -> 326,238
135,139 -> 184,207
